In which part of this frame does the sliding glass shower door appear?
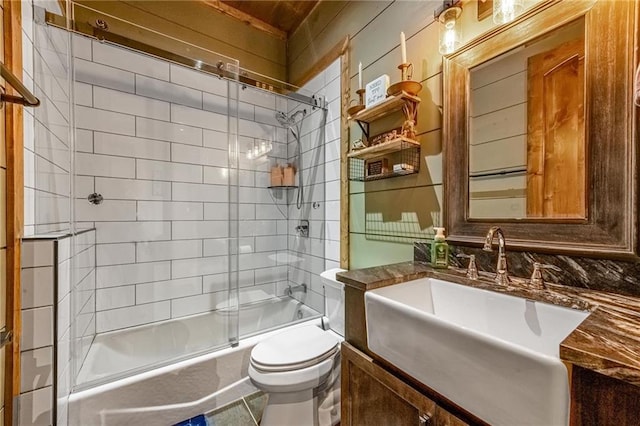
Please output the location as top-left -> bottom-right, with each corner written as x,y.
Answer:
65,3 -> 241,390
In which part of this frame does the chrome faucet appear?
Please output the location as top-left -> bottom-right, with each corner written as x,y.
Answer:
483,226 -> 509,286
286,283 -> 307,297
295,220 -> 309,238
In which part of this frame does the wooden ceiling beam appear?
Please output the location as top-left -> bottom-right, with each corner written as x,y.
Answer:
200,0 -> 287,40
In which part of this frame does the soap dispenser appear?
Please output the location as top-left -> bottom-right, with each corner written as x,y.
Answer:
431,227 -> 449,269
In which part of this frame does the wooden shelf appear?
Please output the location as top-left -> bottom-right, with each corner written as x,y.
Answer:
348,136 -> 420,160
350,91 -> 421,124
357,169 -> 419,182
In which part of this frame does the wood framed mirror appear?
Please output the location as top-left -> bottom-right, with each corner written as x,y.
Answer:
443,0 -> 638,259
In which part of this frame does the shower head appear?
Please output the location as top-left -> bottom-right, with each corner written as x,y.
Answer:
275,109 -> 307,128
275,111 -> 292,127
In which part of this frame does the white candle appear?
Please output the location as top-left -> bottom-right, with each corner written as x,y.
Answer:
400,31 -> 407,64
358,62 -> 363,89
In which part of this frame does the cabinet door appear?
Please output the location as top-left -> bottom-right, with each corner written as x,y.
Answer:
433,405 -> 469,426
342,342 -> 435,426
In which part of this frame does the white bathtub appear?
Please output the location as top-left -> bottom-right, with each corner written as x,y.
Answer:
69,297 -> 321,425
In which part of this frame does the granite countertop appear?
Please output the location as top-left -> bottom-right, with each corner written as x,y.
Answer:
336,261 -> 640,386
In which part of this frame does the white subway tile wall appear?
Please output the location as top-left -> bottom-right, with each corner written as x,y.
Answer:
20,229 -> 95,426
22,2 -> 74,422
72,33 -> 298,336
20,236 -> 55,426
23,9 -> 71,237
286,58 -> 342,313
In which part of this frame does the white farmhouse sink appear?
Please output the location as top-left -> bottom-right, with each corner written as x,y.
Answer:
365,277 -> 590,426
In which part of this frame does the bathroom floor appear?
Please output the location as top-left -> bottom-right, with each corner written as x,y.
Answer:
200,391 -> 267,426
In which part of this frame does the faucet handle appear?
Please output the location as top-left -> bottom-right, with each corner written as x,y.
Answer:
456,254 -> 478,280
530,262 -> 561,289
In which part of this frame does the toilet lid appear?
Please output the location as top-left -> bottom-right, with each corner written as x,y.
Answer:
251,325 -> 339,372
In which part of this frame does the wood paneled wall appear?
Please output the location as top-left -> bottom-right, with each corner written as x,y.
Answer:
73,0 -> 287,81
289,0 -> 541,269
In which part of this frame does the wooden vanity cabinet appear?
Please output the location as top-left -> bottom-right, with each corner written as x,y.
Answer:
341,342 -> 470,426
570,365 -> 640,426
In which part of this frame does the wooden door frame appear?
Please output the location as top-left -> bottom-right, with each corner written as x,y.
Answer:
3,0 -> 23,424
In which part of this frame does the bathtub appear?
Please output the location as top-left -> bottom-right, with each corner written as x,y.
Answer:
69,296 -> 321,425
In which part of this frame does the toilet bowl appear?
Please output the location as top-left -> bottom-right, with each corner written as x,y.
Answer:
248,268 -> 346,426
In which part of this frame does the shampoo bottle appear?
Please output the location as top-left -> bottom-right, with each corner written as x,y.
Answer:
431,227 -> 449,269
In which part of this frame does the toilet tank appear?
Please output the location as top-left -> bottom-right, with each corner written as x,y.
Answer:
321,268 -> 346,337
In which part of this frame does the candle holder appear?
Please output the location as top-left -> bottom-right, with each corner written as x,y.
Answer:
347,88 -> 366,117
399,63 -> 413,81
387,62 -> 423,97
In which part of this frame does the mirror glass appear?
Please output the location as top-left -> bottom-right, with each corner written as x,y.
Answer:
468,18 -> 585,220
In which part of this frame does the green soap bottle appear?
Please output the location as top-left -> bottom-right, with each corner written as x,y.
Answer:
431,227 -> 449,269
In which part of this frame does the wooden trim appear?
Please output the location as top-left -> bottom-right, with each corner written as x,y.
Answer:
57,0 -> 66,16
443,0 -> 638,259
200,0 -> 287,41
340,37 -> 350,270
3,1 -> 23,423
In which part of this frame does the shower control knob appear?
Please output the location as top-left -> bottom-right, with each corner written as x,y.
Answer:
88,193 -> 104,205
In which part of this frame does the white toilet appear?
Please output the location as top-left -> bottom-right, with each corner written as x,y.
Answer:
249,268 -> 346,426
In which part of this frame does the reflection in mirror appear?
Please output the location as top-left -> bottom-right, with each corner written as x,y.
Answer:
468,18 -> 585,220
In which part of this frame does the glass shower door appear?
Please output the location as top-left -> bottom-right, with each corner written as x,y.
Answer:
64,2 -> 242,390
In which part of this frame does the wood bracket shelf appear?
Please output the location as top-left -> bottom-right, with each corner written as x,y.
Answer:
348,137 -> 421,181
350,91 -> 421,139
348,137 -> 420,160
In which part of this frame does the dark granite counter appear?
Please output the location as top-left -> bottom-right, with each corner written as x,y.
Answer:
336,261 -> 640,387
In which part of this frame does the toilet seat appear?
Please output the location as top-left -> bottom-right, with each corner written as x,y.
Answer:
250,325 -> 340,372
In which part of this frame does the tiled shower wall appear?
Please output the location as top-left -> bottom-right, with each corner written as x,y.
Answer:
22,1 -> 72,237
287,59 -> 341,312
72,33 -> 293,333
20,230 -> 96,426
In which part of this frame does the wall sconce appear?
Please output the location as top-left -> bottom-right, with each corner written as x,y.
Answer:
493,0 -> 524,24
435,1 -> 463,55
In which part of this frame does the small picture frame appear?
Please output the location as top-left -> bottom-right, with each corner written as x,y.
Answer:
366,158 -> 389,177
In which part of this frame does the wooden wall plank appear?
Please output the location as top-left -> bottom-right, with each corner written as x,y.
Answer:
288,0 -> 347,66
73,0 -> 287,80
200,0 -> 287,40
288,1 -> 392,85
3,1 -> 22,423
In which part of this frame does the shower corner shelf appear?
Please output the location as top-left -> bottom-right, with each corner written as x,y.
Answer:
268,185 -> 299,189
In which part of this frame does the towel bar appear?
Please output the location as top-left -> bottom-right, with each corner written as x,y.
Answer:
0,62 -> 40,107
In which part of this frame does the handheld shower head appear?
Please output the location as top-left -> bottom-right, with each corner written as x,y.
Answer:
275,111 -> 292,127
275,109 -> 307,128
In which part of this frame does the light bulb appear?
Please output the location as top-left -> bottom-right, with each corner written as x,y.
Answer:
493,0 -> 524,25
438,6 -> 462,55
